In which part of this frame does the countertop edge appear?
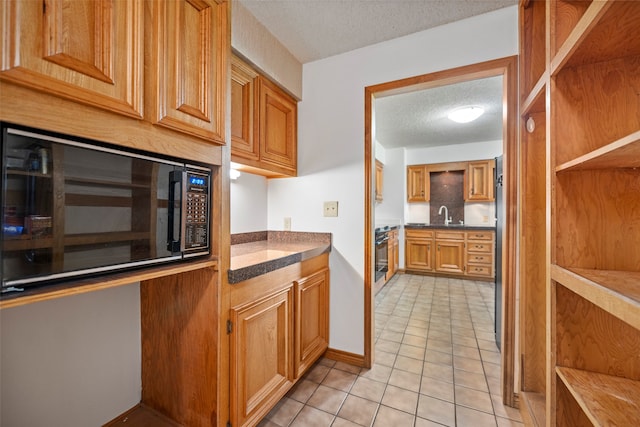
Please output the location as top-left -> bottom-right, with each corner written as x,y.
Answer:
228,240 -> 331,284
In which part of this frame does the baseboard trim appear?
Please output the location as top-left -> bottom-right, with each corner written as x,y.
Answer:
324,348 -> 366,367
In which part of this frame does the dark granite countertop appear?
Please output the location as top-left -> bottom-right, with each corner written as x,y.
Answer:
229,231 -> 332,284
404,223 -> 495,231
375,224 -> 401,233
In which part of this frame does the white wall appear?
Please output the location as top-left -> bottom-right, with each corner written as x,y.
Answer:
0,284 -> 141,426
230,171 -> 269,233
231,1 -> 302,99
405,139 -> 503,165
268,6 -> 518,355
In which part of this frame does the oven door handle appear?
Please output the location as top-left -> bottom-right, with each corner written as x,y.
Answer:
375,236 -> 389,245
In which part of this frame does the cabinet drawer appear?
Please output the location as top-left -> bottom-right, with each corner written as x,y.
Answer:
435,231 -> 465,240
467,264 -> 492,277
406,229 -> 434,239
467,253 -> 493,264
466,231 -> 494,241
467,242 -> 493,253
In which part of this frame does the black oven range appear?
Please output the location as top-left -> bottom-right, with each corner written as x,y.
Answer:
374,226 -> 390,282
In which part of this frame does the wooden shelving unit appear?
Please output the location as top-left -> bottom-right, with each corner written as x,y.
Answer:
556,367 -> 640,427
519,1 -> 640,425
518,2 -> 548,425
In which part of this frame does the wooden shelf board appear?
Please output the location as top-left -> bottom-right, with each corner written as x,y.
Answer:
521,73 -> 547,116
3,231 -> 152,250
520,391 -> 546,427
65,231 -> 151,246
66,176 -> 150,189
556,367 -> 640,427
6,169 -> 52,178
3,236 -> 54,250
555,131 -> 640,172
103,404 -> 182,427
551,265 -> 640,330
551,1 -> 640,74
0,258 -> 218,309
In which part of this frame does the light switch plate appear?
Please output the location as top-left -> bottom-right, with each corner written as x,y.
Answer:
284,217 -> 291,230
323,201 -> 338,217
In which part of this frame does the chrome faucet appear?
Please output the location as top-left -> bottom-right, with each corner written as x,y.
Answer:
438,205 -> 452,226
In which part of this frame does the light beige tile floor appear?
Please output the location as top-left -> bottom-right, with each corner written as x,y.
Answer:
259,274 -> 524,427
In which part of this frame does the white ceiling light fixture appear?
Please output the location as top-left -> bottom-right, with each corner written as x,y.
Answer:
448,106 -> 485,123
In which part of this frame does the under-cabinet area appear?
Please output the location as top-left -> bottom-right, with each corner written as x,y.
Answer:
405,226 -> 495,280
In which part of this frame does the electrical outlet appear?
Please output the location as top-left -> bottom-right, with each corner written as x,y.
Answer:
483,215 -> 489,223
323,201 -> 338,217
284,217 -> 291,230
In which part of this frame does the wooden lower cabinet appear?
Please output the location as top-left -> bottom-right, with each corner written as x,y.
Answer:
466,231 -> 495,278
405,230 -> 434,272
295,268 -> 330,377
435,234 -> 465,275
386,229 -> 399,281
230,256 -> 330,427
230,286 -> 295,427
406,228 -> 495,279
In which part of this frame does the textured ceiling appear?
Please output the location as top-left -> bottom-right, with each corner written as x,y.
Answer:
239,0 -> 516,63
239,0 -> 514,149
375,76 -> 504,149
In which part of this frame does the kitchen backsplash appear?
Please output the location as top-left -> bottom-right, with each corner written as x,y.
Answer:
406,202 -> 495,226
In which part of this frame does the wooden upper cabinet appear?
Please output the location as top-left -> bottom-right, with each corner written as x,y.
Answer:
230,56 -> 298,177
231,56 -> 259,160
0,0 -> 143,118
466,160 -> 495,201
146,0 -> 227,144
434,232 -> 465,275
375,160 -> 384,202
407,165 -> 429,202
257,76 -> 297,174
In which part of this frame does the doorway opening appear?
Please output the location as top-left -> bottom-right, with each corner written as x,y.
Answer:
363,56 -> 518,406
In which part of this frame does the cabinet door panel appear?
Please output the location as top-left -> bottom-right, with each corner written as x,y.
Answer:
231,286 -> 294,427
258,76 -> 297,172
466,160 -> 494,201
375,160 -> 384,202
435,240 -> 464,274
407,166 -> 428,202
147,0 -> 226,143
231,57 -> 259,160
0,0 -> 142,117
406,238 -> 433,271
295,269 -> 329,377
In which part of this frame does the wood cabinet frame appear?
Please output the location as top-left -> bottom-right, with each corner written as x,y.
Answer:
365,56 -> 518,405
0,0 -> 143,118
520,1 -> 640,425
230,55 -> 298,177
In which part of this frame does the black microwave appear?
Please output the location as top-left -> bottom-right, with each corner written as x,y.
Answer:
1,124 -> 211,291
